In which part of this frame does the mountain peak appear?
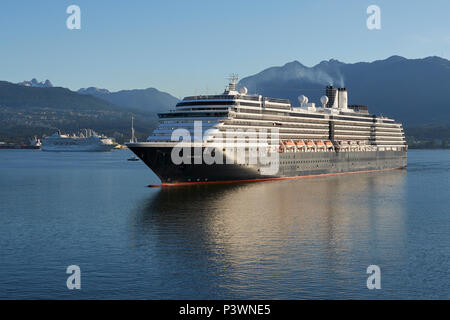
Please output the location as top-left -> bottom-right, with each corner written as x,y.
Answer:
78,86 -> 179,113
384,55 -> 407,63
78,87 -> 111,95
316,58 -> 344,67
421,56 -> 449,64
283,60 -> 305,68
18,78 -> 53,88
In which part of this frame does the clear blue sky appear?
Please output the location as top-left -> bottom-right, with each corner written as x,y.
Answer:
0,0 -> 449,98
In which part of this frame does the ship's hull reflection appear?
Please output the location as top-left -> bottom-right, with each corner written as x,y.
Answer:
132,170 -> 407,299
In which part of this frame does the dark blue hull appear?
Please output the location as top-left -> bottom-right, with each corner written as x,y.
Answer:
128,145 -> 407,184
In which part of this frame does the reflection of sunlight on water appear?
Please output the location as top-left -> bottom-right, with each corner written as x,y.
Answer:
130,170 -> 407,298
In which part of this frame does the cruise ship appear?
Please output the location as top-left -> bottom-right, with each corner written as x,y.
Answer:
127,77 -> 407,185
42,129 -> 115,152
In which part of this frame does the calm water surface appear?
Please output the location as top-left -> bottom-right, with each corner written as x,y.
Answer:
0,149 -> 449,299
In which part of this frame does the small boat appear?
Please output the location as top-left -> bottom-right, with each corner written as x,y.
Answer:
128,155 -> 139,161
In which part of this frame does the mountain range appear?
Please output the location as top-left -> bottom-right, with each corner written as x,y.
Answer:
2,55 -> 449,144
0,81 -> 174,143
3,81 -> 117,110
18,78 -> 53,88
239,55 -> 450,126
77,87 -> 179,113
15,79 -> 180,113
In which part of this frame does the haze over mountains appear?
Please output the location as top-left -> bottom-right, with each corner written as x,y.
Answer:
239,56 -> 450,125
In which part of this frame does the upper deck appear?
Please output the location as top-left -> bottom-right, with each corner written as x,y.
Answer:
168,79 -> 376,119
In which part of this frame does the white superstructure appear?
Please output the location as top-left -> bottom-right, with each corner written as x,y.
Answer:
147,78 -> 406,152
42,129 -> 115,152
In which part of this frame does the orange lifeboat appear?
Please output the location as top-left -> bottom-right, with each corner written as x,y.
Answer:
283,140 -> 295,152
284,140 -> 294,147
315,141 -> 325,147
306,140 -> 315,147
325,141 -> 333,147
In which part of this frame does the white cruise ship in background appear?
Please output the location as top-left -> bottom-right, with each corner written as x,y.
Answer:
42,129 -> 115,152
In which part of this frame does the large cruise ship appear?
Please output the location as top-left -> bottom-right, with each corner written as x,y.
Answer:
127,77 -> 407,185
42,129 -> 115,152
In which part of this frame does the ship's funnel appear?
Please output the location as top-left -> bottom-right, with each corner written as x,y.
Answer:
325,86 -> 338,108
338,88 -> 348,110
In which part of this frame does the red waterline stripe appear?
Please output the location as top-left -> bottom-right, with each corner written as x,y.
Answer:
148,167 -> 404,187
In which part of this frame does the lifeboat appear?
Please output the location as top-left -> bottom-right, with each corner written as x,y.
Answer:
284,140 -> 295,147
305,140 -> 316,151
315,141 -> 325,147
324,141 -> 334,151
315,141 -> 325,152
283,140 -> 295,152
292,140 -> 305,152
